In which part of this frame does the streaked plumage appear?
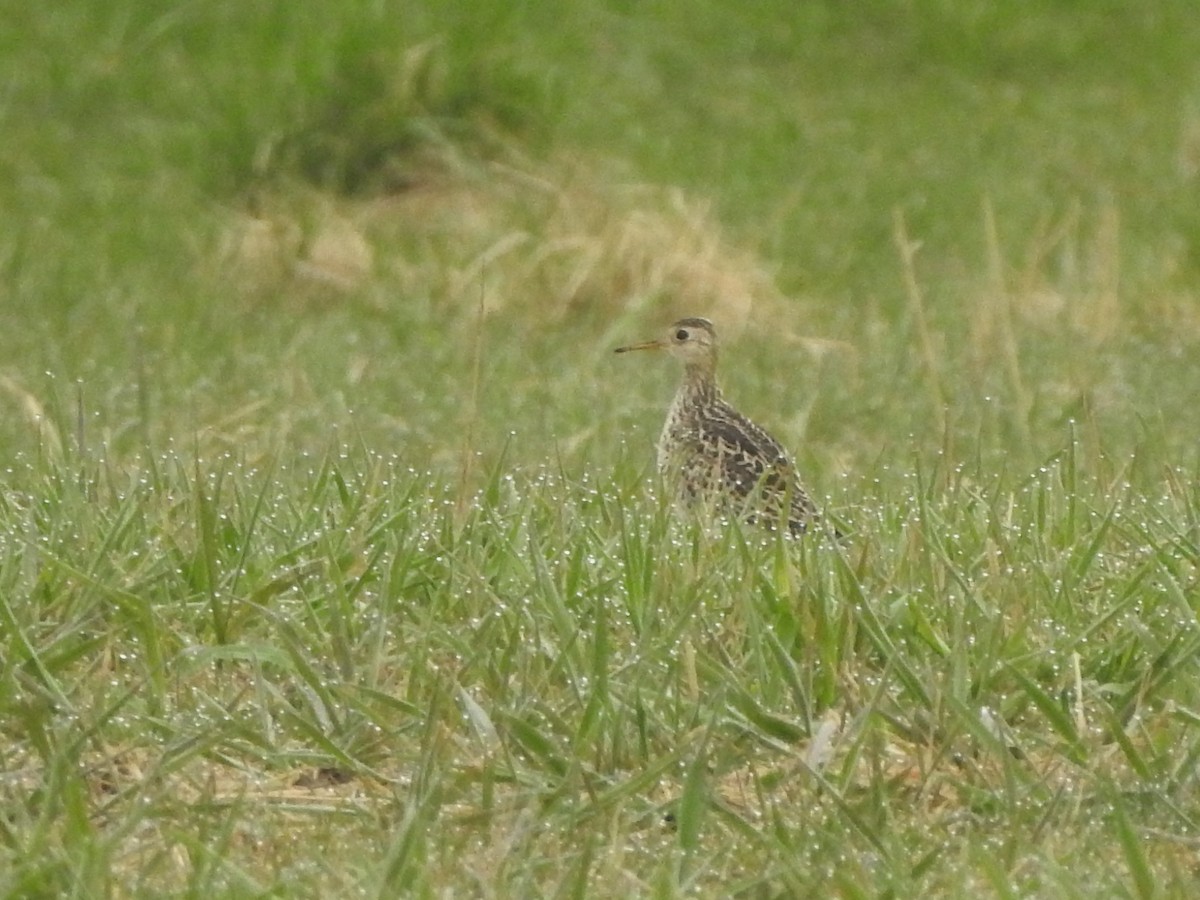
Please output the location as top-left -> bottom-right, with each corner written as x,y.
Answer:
615,317 -> 817,534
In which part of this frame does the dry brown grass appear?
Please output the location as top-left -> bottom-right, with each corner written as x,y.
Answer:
218,150 -> 799,334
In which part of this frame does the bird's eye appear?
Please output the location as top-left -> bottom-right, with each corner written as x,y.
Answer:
675,329 -> 689,341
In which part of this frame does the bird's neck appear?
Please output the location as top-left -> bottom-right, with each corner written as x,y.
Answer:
678,364 -> 721,407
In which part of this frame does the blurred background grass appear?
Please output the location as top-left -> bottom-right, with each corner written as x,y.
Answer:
3,0 -> 1199,485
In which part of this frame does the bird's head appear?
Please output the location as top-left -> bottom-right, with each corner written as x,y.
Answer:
615,317 -> 718,371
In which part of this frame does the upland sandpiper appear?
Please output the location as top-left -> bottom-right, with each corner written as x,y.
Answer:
615,317 -> 818,534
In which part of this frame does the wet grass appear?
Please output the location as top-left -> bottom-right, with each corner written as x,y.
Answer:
4,0 -> 1200,895
5,441 -> 1200,895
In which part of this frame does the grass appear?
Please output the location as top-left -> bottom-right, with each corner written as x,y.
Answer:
6,441 -> 1200,895
4,0 -> 1200,895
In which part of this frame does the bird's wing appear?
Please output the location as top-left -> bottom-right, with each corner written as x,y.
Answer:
698,404 -> 817,529
699,406 -> 790,488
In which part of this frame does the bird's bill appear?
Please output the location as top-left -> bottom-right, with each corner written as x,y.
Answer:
614,339 -> 664,354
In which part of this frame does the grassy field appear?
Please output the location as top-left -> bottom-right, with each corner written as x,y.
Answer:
4,0 -> 1200,895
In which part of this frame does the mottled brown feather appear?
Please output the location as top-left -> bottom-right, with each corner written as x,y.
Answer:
617,317 -> 817,534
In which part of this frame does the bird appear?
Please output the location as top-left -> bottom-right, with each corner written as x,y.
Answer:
615,316 -> 819,535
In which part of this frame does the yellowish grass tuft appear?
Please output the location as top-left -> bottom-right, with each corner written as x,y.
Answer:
971,197 -> 1126,349
0,374 -> 64,460
218,151 -> 796,332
